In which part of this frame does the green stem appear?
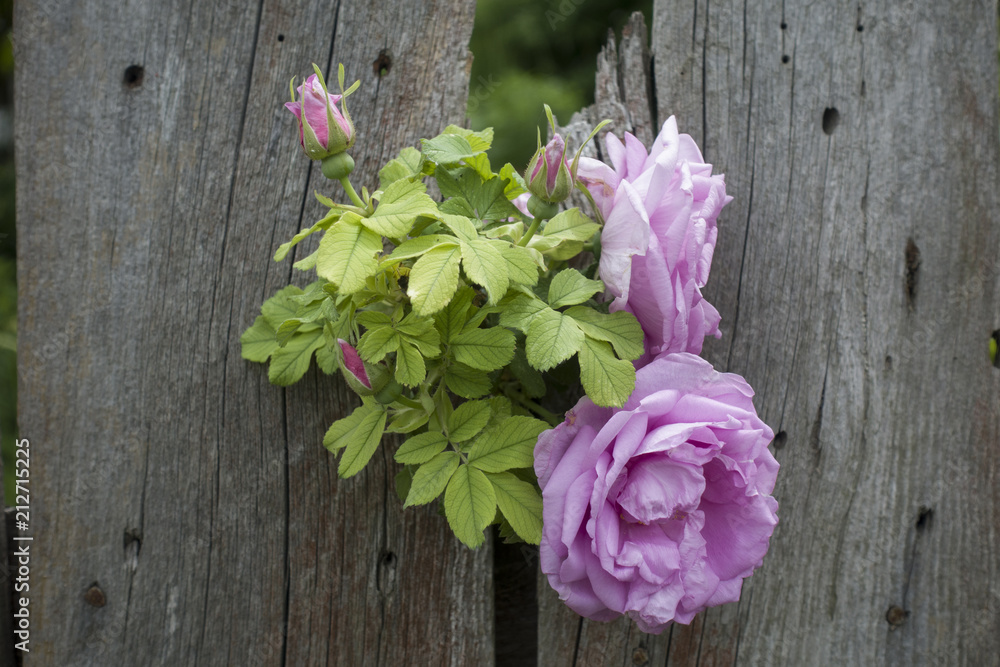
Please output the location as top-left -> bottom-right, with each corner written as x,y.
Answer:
508,390 -> 562,426
339,177 -> 366,209
518,216 -> 545,247
394,395 -> 423,410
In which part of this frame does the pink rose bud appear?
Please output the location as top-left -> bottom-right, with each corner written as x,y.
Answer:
526,133 -> 573,203
338,339 -> 372,390
524,105 -> 611,206
284,69 -> 355,161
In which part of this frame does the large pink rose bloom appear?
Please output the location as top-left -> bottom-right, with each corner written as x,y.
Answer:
577,118 -> 731,357
534,353 -> 778,633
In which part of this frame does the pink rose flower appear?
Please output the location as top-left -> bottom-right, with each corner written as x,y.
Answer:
534,353 -> 778,633
284,73 -> 355,160
578,118 -> 731,357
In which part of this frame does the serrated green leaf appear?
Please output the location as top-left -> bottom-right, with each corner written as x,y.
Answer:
542,207 -> 600,242
499,163 -> 528,199
579,336 -> 636,407
396,312 -> 441,357
405,451 -> 461,507
274,211 -> 339,261
378,146 -> 424,189
293,249 -> 319,271
444,362 -> 493,398
316,218 -> 382,293
422,134 -> 480,164
502,246 -> 539,286
451,327 -> 516,371
488,472 -> 543,545
447,399 -> 492,442
323,404 -> 387,478
382,235 -> 458,265
548,269 -> 604,308
261,285 -> 304,328
395,467 -> 413,503
484,221 -> 524,243
486,396 -> 513,427
395,432 -> 449,464
525,309 -> 584,371
468,416 -> 547,473
498,294 -> 548,333
439,197 -> 478,218
434,286 -> 475,344
386,407 -> 430,434
268,328 -> 324,385
357,324 -> 400,363
241,316 -> 279,362
444,465 -> 496,548
315,340 -> 339,374
275,318 -> 307,346
464,152 -> 493,181
408,244 -> 462,316
436,168 -> 519,221
421,126 -> 492,164
356,311 -> 392,329
439,213 -> 478,241
394,340 -> 425,386
564,306 -> 644,360
460,239 -> 509,304
363,179 -> 438,238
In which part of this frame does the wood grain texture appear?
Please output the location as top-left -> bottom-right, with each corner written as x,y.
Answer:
545,5 -> 1000,665
14,1 -> 486,665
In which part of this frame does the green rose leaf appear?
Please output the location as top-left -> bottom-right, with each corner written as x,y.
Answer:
565,306 -> 644,361
324,403 -> 388,478
316,217 -> 382,294
408,244 -> 462,316
395,431 -> 449,465
451,327 -> 516,371
357,324 -> 400,363
548,268 -> 604,308
499,163 -> 528,199
241,316 -> 278,362
502,246 -> 539,286
439,213 -> 478,241
268,328 -> 324,385
447,399 -> 492,443
578,336 -> 637,408
378,146 -> 425,189
434,286 -> 475,344
261,285 -> 304,328
498,293 -> 548,333
467,416 -> 548,473
444,362 -> 493,398
394,340 -> 426,386
421,125 -> 492,164
444,464 -> 497,548
363,179 -> 439,239
396,311 -> 442,357
488,472 -> 543,545
542,207 -> 601,242
405,451 -> 461,507
274,210 -> 339,262
382,235 -> 457,265
460,239 -> 509,304
525,308 -> 584,371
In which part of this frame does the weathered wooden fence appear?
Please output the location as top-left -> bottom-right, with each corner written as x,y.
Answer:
11,0 -> 1000,665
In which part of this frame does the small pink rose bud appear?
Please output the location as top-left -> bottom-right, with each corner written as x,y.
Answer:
284,69 -> 355,160
337,338 -> 373,396
526,133 -> 573,204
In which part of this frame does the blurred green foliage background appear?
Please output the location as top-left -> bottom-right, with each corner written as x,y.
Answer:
469,0 -> 651,169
